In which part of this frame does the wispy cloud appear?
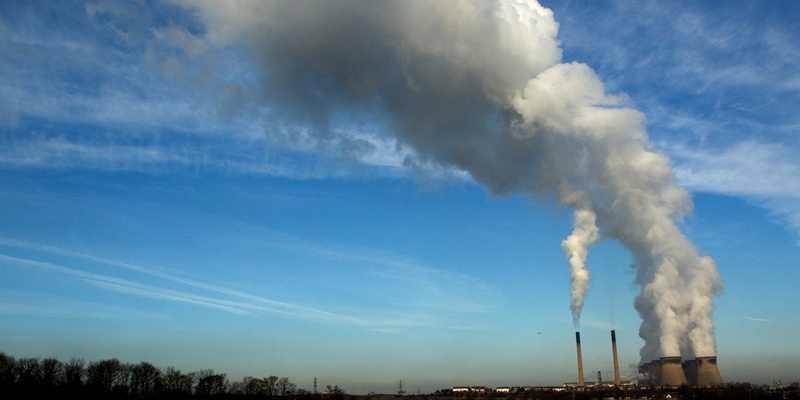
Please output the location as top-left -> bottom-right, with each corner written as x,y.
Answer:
0,254 -> 254,315
669,140 -> 800,198
0,295 -> 117,319
240,234 -> 503,314
0,241 -> 369,323
743,316 -> 771,323
0,238 -> 499,331
668,140 -> 800,242
368,262 -> 502,314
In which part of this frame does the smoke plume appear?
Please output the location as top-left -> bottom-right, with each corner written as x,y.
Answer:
179,0 -> 723,362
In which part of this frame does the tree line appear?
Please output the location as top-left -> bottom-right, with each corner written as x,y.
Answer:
0,351 -> 336,400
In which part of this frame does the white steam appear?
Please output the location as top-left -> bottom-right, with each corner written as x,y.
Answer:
177,0 -> 723,362
562,208 -> 599,328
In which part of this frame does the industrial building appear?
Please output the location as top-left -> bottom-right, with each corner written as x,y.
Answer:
445,329 -> 723,395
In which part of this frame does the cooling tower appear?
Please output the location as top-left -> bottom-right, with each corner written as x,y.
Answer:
659,356 -> 688,386
610,330 -> 621,385
575,332 -> 585,386
638,361 -> 658,385
683,359 -> 699,386
695,356 -> 723,386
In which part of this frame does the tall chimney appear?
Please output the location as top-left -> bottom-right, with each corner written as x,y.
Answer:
659,356 -> 688,386
695,356 -> 723,387
610,330 -> 621,385
575,332 -> 585,386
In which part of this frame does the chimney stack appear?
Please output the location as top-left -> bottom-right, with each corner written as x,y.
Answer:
610,330 -> 621,385
575,332 -> 585,386
659,356 -> 688,386
695,356 -> 723,386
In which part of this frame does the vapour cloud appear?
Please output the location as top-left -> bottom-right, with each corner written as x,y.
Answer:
176,0 -> 722,362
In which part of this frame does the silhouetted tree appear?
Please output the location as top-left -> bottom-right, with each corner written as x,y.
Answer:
264,375 -> 279,398
64,357 -> 85,387
325,384 -> 345,400
226,377 -> 239,395
87,358 -> 128,394
0,352 -> 16,386
41,357 -> 64,387
162,366 -> 195,396
195,369 -> 227,397
277,377 -> 296,397
130,362 -> 160,398
16,357 -> 42,387
240,376 -> 267,396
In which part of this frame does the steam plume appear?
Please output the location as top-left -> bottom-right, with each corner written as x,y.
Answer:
179,0 -> 723,362
562,208 -> 599,327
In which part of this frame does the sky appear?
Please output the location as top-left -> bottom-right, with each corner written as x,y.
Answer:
1,0 -> 799,394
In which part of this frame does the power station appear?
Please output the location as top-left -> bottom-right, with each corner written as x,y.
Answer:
572,330 -> 723,387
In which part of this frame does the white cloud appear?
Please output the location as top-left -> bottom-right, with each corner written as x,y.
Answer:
669,140 -> 800,241
670,141 -> 800,198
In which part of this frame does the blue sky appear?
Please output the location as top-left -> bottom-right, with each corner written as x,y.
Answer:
1,0 -> 799,393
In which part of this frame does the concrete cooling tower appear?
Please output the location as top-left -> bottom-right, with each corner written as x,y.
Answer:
659,357 -> 688,386
683,359 -> 699,385
642,356 -> 723,387
638,361 -> 657,385
638,358 -> 687,386
694,356 -> 723,386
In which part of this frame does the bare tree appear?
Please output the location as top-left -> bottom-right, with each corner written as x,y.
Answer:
16,357 -> 42,386
241,376 -> 266,396
228,379 -> 245,395
64,357 -> 85,387
264,375 -> 279,398
130,362 -> 160,398
0,352 -> 312,400
277,377 -> 296,397
86,358 -> 127,393
40,357 -> 64,386
195,369 -> 227,397
0,352 -> 16,386
162,366 -> 196,395
326,384 -> 345,400
161,366 -> 179,392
